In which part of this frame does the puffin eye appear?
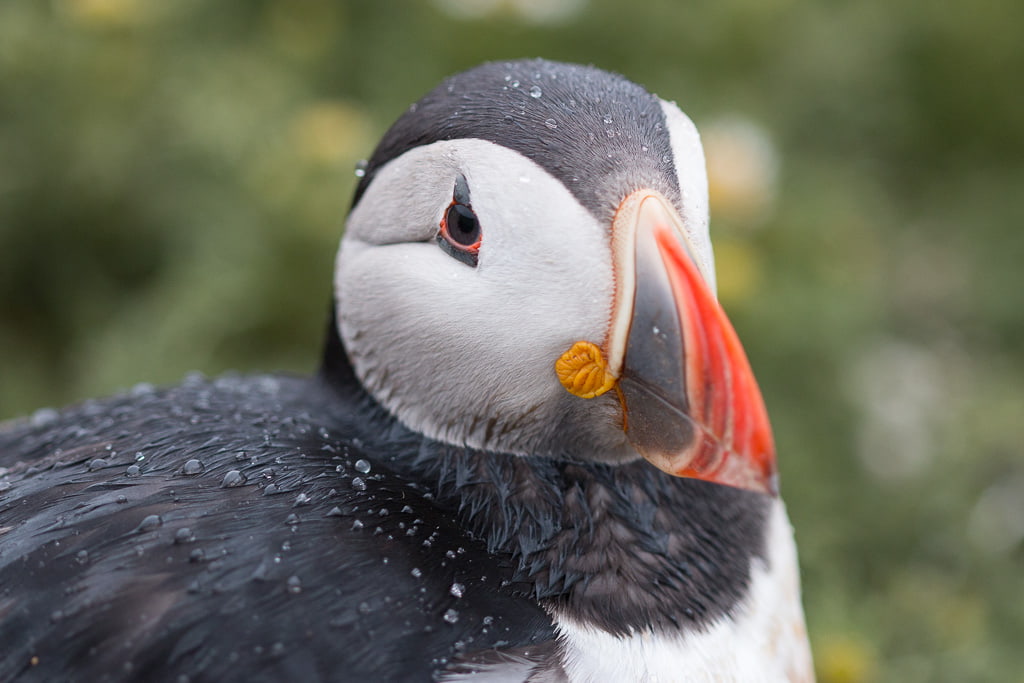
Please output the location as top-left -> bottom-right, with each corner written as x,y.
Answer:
437,175 -> 481,267
444,204 -> 481,247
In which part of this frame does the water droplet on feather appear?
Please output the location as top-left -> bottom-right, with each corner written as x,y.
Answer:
135,514 -> 163,533
182,459 -> 204,475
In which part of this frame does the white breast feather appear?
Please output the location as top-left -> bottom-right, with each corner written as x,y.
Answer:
554,501 -> 814,683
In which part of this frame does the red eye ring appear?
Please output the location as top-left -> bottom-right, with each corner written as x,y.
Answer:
438,200 -> 481,267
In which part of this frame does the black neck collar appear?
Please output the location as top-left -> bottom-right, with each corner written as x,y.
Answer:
320,308 -> 771,635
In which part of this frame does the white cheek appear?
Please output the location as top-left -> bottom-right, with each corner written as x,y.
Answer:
345,149 -> 457,246
336,140 -> 614,453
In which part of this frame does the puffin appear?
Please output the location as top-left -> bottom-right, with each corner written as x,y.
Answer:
0,59 -> 813,682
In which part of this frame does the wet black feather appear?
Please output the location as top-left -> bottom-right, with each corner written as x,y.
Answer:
0,375 -> 553,682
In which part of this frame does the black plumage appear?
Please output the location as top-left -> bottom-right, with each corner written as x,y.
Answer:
0,375 -> 554,682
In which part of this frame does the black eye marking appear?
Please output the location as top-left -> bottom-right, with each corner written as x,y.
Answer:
453,172 -> 472,206
437,173 -> 481,267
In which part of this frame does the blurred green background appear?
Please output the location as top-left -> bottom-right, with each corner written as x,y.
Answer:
1,1 -> 1022,681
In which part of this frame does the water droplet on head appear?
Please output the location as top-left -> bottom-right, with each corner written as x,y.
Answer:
529,85 -> 542,98
354,459 -> 371,474
449,582 -> 465,598
443,608 -> 460,624
136,514 -> 162,533
544,118 -> 557,129
411,567 -> 422,578
221,470 -> 246,488
603,115 -> 613,124
174,527 -> 194,544
125,464 -> 141,478
294,493 -> 311,507
286,575 -> 302,594
182,459 -> 204,475
351,476 -> 366,491
510,80 -> 520,88
88,458 -> 108,471
75,549 -> 89,565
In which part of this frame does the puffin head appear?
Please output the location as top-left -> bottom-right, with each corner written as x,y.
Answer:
332,59 -> 776,495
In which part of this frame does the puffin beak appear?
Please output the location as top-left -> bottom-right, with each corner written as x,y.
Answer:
556,190 -> 778,495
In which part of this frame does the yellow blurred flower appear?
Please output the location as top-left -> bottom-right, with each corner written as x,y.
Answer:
290,101 -> 372,167
712,238 -> 761,305
703,116 -> 779,228
60,0 -> 144,28
816,634 -> 878,683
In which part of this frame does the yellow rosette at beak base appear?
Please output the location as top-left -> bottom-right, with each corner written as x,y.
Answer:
555,341 -> 617,399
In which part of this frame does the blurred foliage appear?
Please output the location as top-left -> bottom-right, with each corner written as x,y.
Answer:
1,1 -> 1022,681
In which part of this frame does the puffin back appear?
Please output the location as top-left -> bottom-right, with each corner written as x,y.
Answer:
0,375 -> 553,682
